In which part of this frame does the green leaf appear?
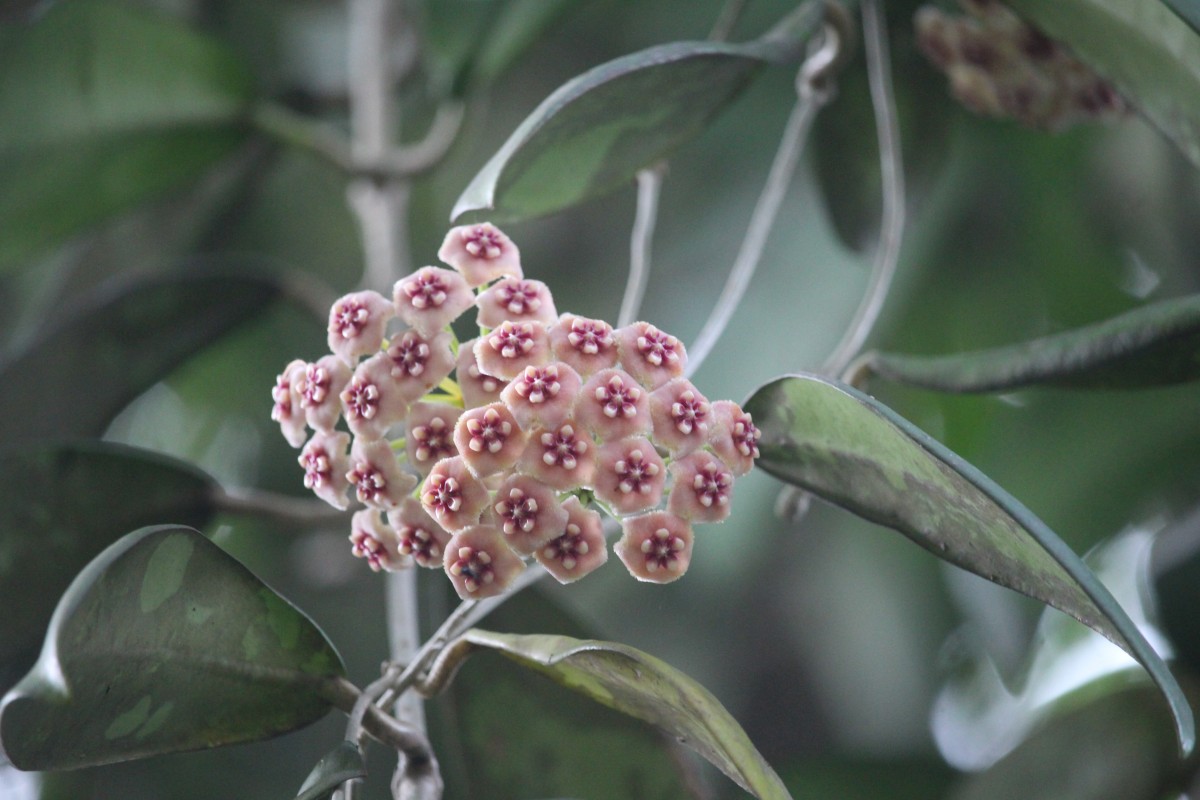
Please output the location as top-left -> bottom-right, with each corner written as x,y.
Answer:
0,525 -> 344,770
0,0 -> 255,270
813,0 -> 956,252
744,373 -> 1194,756
863,293 -> 1200,392
0,443 -> 219,696
421,0 -> 583,96
1161,0 -> 1200,38
1003,0 -> 1200,169
0,129 -> 247,274
0,269 -> 286,445
294,741 -> 365,800
451,2 -> 824,222
950,681 -> 1185,800
459,629 -> 791,800
428,586 -> 697,800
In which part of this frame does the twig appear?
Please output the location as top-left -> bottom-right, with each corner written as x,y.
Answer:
344,0 -> 442,796
708,0 -> 750,40
618,164 -> 666,327
348,0 -> 409,292
325,676 -> 442,800
685,22 -> 842,378
211,486 -> 350,529
821,0 -> 905,377
251,101 -> 465,181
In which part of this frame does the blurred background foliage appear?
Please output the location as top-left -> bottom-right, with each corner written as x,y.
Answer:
1,0 -> 1199,797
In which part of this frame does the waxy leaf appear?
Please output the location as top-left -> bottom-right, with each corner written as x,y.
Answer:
1004,0 -> 1200,169
0,443 -> 218,696
0,0 -> 255,270
0,526 -> 344,770
294,741 -> 366,800
0,270 -> 285,445
744,374 -> 1194,756
863,293 -> 1200,392
430,588 -> 696,800
451,2 -> 824,222
458,629 -> 790,800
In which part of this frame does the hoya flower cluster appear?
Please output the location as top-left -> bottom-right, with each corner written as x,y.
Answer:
916,0 -> 1128,131
271,223 -> 761,599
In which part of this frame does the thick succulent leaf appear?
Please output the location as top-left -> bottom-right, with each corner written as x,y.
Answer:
0,526 -> 344,770
451,2 -> 824,222
950,682 -> 1184,800
864,293 -> 1200,392
0,270 -> 286,445
0,443 -> 218,697
1004,0 -> 1200,169
294,741 -> 366,800
429,587 -> 697,800
459,629 -> 791,800
0,0 -> 254,270
744,373 -> 1194,756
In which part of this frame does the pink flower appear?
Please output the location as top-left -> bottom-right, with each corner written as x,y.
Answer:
452,402 -> 528,477
615,511 -> 694,583
649,377 -> 711,457
616,322 -> 686,389
456,338 -> 507,409
387,497 -> 452,569
595,437 -> 666,515
299,431 -> 352,509
393,266 -> 474,337
708,400 -> 760,476
327,290 -> 394,366
500,361 -> 581,430
474,320 -> 551,381
576,368 -> 652,442
346,437 -> 416,510
340,356 -> 410,440
349,509 -> 403,572
443,524 -> 526,599
536,496 -> 608,583
667,450 -> 734,523
438,223 -> 522,287
548,314 -> 619,378
298,356 -> 352,433
518,421 -> 596,490
271,359 -> 308,448
491,473 -> 568,555
420,456 -> 491,532
383,330 -> 456,403
476,277 -> 558,328
405,402 -> 462,475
